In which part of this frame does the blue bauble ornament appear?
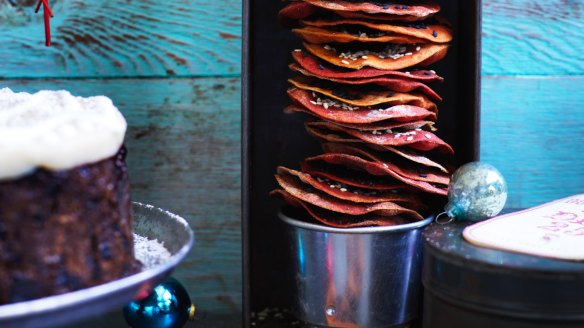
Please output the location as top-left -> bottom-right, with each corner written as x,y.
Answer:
438,162 -> 507,223
124,277 -> 193,328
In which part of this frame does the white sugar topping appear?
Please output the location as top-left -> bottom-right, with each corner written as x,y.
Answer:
0,88 -> 126,180
134,234 -> 172,269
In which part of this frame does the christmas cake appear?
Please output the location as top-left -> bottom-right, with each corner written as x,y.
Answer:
0,88 -> 138,304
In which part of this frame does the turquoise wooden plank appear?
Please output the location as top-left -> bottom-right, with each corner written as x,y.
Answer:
481,75 -> 584,209
0,78 -> 242,324
482,0 -> 584,76
0,0 -> 241,78
2,0 -> 583,78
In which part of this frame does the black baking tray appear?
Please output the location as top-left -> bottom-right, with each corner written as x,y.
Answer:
242,0 -> 482,325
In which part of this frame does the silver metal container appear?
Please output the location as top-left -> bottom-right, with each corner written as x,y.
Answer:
280,209 -> 433,328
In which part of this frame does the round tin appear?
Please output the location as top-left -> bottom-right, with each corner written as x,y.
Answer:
423,221 -> 584,328
280,208 -> 433,328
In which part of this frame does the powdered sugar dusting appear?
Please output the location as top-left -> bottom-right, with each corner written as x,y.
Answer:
134,234 -> 172,269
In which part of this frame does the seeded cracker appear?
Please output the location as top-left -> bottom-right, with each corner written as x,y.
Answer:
272,0 -> 453,227
291,50 -> 444,82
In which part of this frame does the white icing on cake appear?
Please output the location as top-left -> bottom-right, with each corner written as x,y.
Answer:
0,88 -> 127,180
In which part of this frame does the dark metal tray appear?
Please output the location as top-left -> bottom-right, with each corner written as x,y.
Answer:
242,0 -> 483,323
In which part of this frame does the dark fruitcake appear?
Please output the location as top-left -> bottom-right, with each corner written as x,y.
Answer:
0,88 -> 138,304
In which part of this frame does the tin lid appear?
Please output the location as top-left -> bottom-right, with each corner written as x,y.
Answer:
423,221 -> 584,320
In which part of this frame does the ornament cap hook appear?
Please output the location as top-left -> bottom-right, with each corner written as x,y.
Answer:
435,212 -> 454,225
189,304 -> 196,321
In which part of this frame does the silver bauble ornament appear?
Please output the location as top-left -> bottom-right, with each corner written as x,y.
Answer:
438,162 -> 507,223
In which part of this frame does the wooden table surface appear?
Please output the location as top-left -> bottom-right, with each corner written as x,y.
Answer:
1,0 -> 583,326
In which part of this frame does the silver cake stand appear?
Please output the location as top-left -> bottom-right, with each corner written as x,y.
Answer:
0,202 -> 195,328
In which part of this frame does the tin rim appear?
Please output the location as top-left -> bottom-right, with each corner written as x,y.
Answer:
278,207 -> 433,234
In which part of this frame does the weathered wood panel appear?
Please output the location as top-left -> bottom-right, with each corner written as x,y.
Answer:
2,0 -> 584,78
1,0 -> 584,326
0,78 -> 242,324
481,0 -> 584,209
483,0 -> 584,76
481,75 -> 584,209
0,0 -> 241,78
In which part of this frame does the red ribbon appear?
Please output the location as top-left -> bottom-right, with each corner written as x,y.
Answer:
35,0 -> 54,47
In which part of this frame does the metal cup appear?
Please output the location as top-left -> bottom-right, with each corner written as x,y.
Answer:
280,210 -> 433,328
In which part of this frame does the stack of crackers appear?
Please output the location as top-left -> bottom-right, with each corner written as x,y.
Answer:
271,0 -> 454,228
